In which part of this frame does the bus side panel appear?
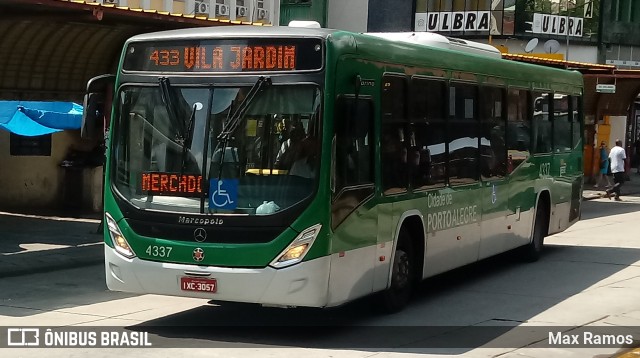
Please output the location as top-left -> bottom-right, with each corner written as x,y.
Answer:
421,185 -> 482,278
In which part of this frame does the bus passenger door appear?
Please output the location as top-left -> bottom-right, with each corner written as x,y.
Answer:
328,95 -> 378,306
478,86 -> 513,258
506,88 -> 535,245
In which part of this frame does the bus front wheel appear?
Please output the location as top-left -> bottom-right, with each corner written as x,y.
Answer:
521,203 -> 548,262
380,229 -> 414,313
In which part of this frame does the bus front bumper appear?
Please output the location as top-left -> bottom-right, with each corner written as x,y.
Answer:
104,246 -> 330,308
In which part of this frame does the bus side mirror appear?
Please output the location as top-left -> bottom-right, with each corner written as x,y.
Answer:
81,74 -> 115,140
81,92 -> 104,140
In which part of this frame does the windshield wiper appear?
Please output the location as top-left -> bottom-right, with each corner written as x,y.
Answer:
213,76 -> 272,180
158,77 -> 187,141
179,103 -> 198,176
218,76 -> 272,143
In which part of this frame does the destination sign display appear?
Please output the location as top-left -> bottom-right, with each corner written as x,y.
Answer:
141,172 -> 204,197
123,38 -> 323,73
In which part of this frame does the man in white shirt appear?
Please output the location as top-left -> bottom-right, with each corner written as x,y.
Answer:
605,139 -> 627,201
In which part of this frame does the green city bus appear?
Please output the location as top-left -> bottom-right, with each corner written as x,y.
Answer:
82,25 -> 583,312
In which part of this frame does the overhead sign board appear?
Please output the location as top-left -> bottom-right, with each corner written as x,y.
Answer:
123,38 -> 324,73
532,13 -> 583,37
414,11 -> 491,32
596,84 -> 616,94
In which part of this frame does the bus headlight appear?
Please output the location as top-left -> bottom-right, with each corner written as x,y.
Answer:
105,212 -> 136,259
270,224 -> 321,269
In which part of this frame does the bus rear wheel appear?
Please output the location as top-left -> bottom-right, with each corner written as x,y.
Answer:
521,203 -> 547,262
380,229 -> 414,313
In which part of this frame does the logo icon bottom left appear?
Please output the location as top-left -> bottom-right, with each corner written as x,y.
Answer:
7,328 -> 40,346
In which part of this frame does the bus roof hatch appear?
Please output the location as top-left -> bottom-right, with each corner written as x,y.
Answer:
365,32 -> 502,59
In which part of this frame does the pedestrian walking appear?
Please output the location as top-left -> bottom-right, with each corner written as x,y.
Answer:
604,139 -> 627,201
594,141 -> 613,189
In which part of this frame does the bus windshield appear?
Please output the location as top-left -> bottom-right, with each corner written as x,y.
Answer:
112,83 -> 322,215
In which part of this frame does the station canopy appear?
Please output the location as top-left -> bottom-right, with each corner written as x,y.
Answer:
0,0 -> 255,103
502,53 -> 640,117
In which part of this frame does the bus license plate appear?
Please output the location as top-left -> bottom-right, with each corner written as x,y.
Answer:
180,277 -> 217,293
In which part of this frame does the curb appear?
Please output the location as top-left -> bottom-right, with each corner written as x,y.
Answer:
583,194 -> 603,201
583,190 -> 640,201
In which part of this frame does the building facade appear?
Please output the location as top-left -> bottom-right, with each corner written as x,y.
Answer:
328,1 -> 601,63
0,129 -> 102,213
324,0 -> 640,179
94,0 -> 280,25
280,0 -> 326,26
326,0 -> 640,75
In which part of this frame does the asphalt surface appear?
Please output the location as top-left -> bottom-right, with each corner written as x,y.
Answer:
0,212 -> 102,278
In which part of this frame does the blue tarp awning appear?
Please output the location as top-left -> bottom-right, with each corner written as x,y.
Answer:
0,101 -> 83,136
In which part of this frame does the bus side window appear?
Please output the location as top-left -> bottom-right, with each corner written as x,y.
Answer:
571,96 -> 582,149
333,97 -> 374,192
381,75 -> 409,194
410,77 -> 446,189
448,81 -> 479,185
331,96 -> 374,230
553,93 -> 573,153
506,89 -> 531,172
480,86 -> 507,180
532,92 -> 553,154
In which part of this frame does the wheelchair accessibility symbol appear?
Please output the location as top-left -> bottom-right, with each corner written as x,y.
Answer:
209,179 -> 238,210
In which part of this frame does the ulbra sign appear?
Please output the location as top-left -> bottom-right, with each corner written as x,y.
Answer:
531,13 -> 584,37
415,11 -> 491,32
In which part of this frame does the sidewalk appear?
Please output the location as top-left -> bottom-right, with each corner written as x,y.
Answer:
0,211 -> 103,278
582,171 -> 640,200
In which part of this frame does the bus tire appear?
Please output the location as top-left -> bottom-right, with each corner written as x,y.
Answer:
380,229 -> 414,313
521,203 -> 548,262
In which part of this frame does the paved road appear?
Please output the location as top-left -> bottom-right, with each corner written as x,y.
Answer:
1,198 -> 640,357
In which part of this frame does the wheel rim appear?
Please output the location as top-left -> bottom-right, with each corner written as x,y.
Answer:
392,250 -> 410,289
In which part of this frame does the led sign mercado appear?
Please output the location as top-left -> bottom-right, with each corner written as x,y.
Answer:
141,172 -> 203,196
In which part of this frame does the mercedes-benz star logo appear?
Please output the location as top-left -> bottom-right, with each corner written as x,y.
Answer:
194,228 -> 207,242
193,248 -> 205,262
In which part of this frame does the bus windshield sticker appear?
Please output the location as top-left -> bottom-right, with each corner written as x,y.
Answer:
209,179 -> 239,210
140,172 -> 203,197
123,38 -> 323,73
